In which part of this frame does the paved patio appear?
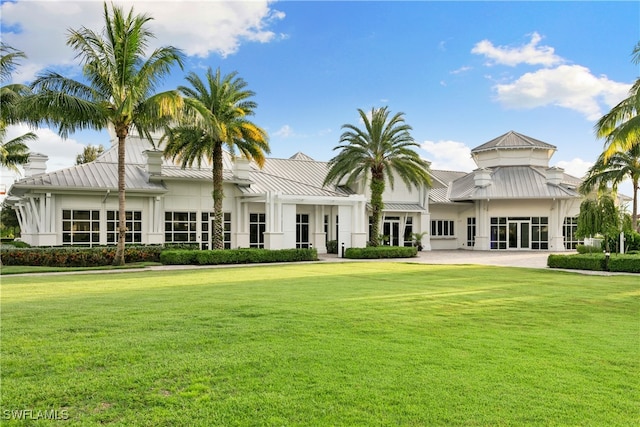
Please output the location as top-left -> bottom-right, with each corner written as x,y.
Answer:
319,250 -> 555,269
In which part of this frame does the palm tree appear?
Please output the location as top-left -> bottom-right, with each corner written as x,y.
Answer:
580,143 -> 640,231
162,68 -> 270,249
1,43 -> 35,172
323,107 -> 431,246
596,42 -> 640,158
25,3 -> 184,265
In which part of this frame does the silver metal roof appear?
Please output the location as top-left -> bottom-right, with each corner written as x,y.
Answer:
449,166 -> 580,200
10,162 -> 165,195
471,131 -> 556,153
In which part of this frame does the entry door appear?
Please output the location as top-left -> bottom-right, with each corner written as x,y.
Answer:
383,219 -> 400,246
508,221 -> 530,249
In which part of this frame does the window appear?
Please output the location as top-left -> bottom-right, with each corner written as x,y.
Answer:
403,217 -> 414,247
62,210 -> 100,246
250,213 -> 266,248
201,212 -> 232,249
296,214 -> 310,248
324,214 -> 329,241
563,217 -> 582,250
165,211 -> 197,243
467,217 -> 476,247
431,220 -> 455,237
490,217 -> 507,249
531,217 -> 549,250
107,210 -> 142,244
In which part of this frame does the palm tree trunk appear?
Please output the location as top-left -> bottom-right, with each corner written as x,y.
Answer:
633,178 -> 639,231
212,142 -> 224,249
113,133 -> 127,266
369,173 -> 385,246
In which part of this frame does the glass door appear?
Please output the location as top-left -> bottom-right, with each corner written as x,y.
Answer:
383,217 -> 400,246
508,220 -> 530,249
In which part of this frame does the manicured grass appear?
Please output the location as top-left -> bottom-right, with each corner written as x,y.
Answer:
1,263 -> 638,426
0,262 -> 162,275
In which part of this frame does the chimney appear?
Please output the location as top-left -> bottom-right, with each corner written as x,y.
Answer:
546,166 -> 564,186
24,153 -> 48,177
143,150 -> 163,175
234,157 -> 251,180
473,168 -> 492,188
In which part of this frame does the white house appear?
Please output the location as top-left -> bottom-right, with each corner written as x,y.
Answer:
5,130 -> 584,252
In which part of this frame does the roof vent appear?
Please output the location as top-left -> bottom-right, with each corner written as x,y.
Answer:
23,153 -> 48,177
234,157 -> 251,180
143,150 -> 163,175
546,166 -> 564,186
473,168 -> 492,188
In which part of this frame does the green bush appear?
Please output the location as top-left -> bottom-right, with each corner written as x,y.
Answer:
548,253 -> 640,273
0,245 -> 162,267
609,255 -> 640,273
161,248 -> 318,265
326,240 -> 338,254
576,244 -> 603,254
344,246 -> 417,259
547,254 -> 606,271
159,250 -> 198,265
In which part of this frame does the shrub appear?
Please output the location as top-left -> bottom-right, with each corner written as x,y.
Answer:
344,246 -> 417,259
326,240 -> 338,254
576,244 -> 604,254
547,254 -> 605,271
609,255 -> 640,273
161,248 -> 318,266
0,245 -> 162,267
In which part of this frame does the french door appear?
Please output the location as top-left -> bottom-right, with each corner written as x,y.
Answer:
508,220 -> 530,249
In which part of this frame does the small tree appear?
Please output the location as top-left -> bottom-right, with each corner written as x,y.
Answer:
76,144 -> 104,164
576,195 -> 621,253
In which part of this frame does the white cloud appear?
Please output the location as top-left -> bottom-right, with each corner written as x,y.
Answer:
494,64 -> 631,120
450,66 -> 472,75
1,0 -> 285,82
554,158 -> 593,179
472,32 -> 563,67
274,125 -> 295,138
4,124 -> 87,172
420,139 -> 476,172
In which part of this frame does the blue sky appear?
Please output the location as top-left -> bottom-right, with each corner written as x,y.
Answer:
1,0 -> 638,197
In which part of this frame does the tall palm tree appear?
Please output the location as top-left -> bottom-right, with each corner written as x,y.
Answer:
162,67 -> 269,249
596,42 -> 640,158
25,3 -> 184,265
323,107 -> 431,246
580,143 -> 640,231
1,43 -> 35,172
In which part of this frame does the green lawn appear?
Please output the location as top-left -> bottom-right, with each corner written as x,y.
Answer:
1,263 -> 638,426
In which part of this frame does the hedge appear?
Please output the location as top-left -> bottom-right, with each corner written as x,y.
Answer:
160,248 -> 318,265
344,246 -> 417,259
547,253 -> 640,273
0,246 -> 162,267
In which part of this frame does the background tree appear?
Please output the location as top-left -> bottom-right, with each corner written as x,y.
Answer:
323,107 -> 431,246
76,144 -> 105,164
0,202 -> 20,239
162,67 -> 269,249
596,42 -> 640,158
579,144 -> 639,231
1,43 -> 35,172
576,195 -> 621,253
25,3 -> 184,265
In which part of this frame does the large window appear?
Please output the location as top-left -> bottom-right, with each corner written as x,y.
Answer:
563,217 -> 582,250
467,217 -> 476,247
165,211 -> 197,243
250,213 -> 266,248
490,217 -> 507,249
531,217 -> 549,250
296,214 -> 310,248
201,212 -> 232,249
431,220 -> 455,237
62,210 -> 100,246
107,210 -> 142,244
